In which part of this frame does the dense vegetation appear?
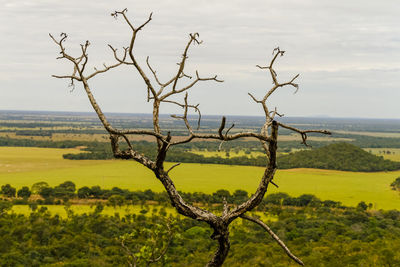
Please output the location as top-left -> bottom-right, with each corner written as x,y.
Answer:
391,177 -> 400,191
0,199 -> 399,266
2,181 -> 344,209
278,143 -> 400,172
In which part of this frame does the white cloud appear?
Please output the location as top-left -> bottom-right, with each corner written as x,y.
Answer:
0,0 -> 399,118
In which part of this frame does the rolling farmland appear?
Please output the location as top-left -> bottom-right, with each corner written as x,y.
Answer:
1,146 -> 399,210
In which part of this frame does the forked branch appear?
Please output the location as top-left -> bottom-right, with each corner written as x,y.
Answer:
249,47 -> 331,144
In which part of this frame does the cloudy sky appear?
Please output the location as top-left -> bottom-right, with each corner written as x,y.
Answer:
1,0 -> 399,118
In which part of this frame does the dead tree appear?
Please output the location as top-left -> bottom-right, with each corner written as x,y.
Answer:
51,9 -> 330,266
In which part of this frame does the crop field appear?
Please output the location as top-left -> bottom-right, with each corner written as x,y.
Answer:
1,147 -> 400,210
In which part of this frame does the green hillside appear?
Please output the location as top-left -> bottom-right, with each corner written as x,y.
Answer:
278,143 -> 400,172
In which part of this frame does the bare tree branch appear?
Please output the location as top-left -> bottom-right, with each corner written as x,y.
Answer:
278,122 -> 331,146
108,44 -> 132,65
86,60 -> 125,80
166,93 -> 202,132
241,214 -> 304,266
171,33 -> 200,92
146,56 -> 164,87
112,9 -> 157,100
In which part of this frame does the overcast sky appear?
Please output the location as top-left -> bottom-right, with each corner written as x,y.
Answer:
1,0 -> 399,118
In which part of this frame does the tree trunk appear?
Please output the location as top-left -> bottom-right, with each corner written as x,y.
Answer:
206,226 -> 230,267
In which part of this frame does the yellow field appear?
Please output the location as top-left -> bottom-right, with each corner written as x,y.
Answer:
1,147 -> 400,210
0,146 -> 94,173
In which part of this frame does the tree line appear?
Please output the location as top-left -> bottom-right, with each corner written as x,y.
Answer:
278,142 -> 400,172
2,181 -> 353,210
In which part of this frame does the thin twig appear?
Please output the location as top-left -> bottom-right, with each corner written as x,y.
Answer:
166,163 -> 181,174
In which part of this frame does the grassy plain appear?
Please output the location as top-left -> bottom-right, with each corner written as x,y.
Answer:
1,147 -> 400,210
365,148 -> 400,162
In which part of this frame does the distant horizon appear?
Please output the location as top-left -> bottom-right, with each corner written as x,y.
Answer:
1,109 -> 400,121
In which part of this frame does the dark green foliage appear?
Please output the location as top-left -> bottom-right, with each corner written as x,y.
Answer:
1,180 -> 343,209
265,192 -> 290,205
212,189 -> 231,203
263,193 -> 342,208
0,200 -> 12,214
1,199 -> 400,266
53,181 -> 76,199
232,190 -> 248,204
1,184 -> 16,198
77,186 -> 91,198
119,216 -> 176,266
17,186 -> 31,199
89,186 -> 103,199
31,182 -> 49,194
391,177 -> 400,190
38,187 -> 54,199
357,201 -> 368,211
0,136 -> 93,149
278,142 -> 400,171
107,195 -> 125,208
282,194 -> 321,207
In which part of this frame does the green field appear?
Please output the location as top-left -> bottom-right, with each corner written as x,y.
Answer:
1,147 -> 400,210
